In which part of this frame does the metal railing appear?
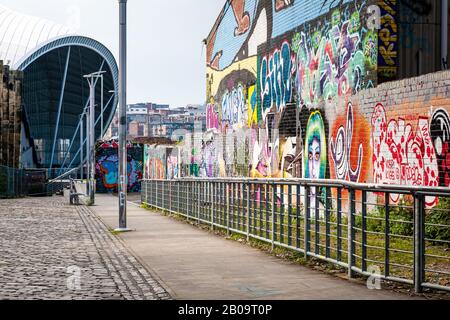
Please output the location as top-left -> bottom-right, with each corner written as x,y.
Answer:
47,167 -> 81,195
142,178 -> 450,294
0,166 -> 83,198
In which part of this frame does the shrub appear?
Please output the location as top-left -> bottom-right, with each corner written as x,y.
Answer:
353,199 -> 414,237
426,197 -> 450,244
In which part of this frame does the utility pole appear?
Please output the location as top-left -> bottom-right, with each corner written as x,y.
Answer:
88,75 -> 96,205
84,71 -> 106,205
116,0 -> 131,232
86,108 -> 90,195
79,113 -> 84,181
100,74 -> 104,136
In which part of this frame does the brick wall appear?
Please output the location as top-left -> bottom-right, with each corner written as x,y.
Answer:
357,70 -> 450,205
191,0 -> 449,204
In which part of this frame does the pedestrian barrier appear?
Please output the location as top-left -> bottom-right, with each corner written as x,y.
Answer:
142,178 -> 450,294
0,166 -> 81,198
0,166 -> 29,198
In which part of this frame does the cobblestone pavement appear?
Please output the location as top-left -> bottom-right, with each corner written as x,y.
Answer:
0,196 -> 171,300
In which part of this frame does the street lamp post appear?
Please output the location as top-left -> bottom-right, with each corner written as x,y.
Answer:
85,108 -> 90,195
79,113 -> 84,181
100,74 -> 104,136
84,71 -> 106,205
116,0 -> 131,232
86,75 -> 96,205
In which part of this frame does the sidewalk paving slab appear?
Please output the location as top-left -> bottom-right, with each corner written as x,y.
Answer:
88,193 -> 422,300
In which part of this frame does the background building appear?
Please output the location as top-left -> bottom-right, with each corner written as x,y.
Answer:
0,5 -> 118,174
105,103 -> 206,141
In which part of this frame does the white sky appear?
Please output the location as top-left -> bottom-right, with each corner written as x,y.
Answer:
1,0 -> 224,107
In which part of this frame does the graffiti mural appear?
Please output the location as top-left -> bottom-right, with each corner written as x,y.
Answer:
205,1 -> 375,181
206,103 -> 220,131
371,103 -> 440,206
247,85 -> 259,127
259,41 -> 295,117
144,145 -> 167,180
303,111 -> 327,180
275,0 -> 294,11
206,0 -> 353,71
231,0 -> 251,36
167,149 -> 179,180
166,0 -> 450,211
221,83 -> 247,130
378,0 -> 398,81
96,142 -> 143,193
211,68 -> 257,133
330,102 -> 371,183
250,128 -> 271,178
430,109 -> 450,188
292,7 -> 371,107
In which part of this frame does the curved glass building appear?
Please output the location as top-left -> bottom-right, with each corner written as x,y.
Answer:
0,5 -> 118,171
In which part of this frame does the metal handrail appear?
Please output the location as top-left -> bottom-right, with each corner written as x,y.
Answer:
143,178 -> 450,195
48,167 -> 79,183
141,178 -> 450,294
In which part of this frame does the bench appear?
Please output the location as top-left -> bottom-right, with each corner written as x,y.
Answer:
69,191 -> 85,205
68,178 -> 84,205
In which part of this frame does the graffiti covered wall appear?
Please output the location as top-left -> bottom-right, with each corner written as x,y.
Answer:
200,0 -> 450,207
365,72 -> 450,206
144,145 -> 179,180
95,141 -> 143,193
204,0 -> 377,183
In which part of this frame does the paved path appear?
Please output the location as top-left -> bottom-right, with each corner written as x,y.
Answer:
89,193 -> 419,300
0,196 -> 170,300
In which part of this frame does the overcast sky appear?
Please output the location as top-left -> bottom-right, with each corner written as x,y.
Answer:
1,0 -> 224,107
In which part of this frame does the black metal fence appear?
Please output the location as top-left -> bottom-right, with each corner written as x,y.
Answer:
0,166 -> 79,198
142,178 -> 450,294
0,166 -> 29,198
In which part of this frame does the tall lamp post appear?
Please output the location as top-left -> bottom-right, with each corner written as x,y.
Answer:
86,108 -> 90,195
116,0 -> 131,232
84,71 -> 106,205
79,113 -> 85,182
100,73 -> 104,136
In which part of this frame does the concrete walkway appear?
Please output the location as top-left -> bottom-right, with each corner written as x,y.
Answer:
88,193 -> 418,300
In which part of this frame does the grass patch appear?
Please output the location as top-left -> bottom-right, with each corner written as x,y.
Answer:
108,228 -> 121,236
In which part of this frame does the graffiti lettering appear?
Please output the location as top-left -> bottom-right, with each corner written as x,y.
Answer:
378,0 -> 398,80
221,84 -> 246,128
371,104 -> 439,206
260,41 -> 294,117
